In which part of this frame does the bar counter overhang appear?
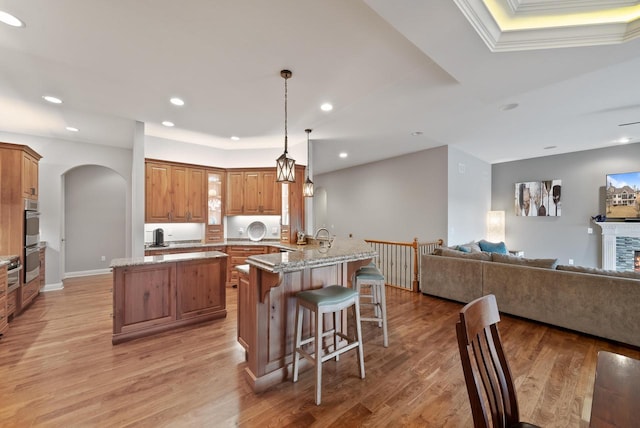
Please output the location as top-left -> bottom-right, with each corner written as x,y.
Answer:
242,238 -> 376,392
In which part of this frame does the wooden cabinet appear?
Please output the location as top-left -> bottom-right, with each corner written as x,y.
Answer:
22,152 -> 39,199
7,289 -> 17,318
237,266 -> 251,353
226,246 -> 267,287
0,265 -> 7,336
176,258 -> 226,320
112,255 -> 227,344
226,169 -> 281,216
205,169 -> 225,243
144,246 -> 218,256
144,160 -> 206,223
280,165 -> 305,243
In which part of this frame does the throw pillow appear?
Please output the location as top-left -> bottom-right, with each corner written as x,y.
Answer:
456,245 -> 471,253
461,241 -> 482,253
478,239 -> 508,254
433,247 -> 492,261
492,253 -> 558,269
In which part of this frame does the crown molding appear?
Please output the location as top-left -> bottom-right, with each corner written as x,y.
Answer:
455,0 -> 640,51
507,0 -> 640,15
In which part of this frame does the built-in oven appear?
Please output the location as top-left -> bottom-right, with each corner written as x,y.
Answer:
24,199 -> 40,284
24,199 -> 40,248
24,246 -> 40,284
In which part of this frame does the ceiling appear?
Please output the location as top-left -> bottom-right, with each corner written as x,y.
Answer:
1,0 -> 639,175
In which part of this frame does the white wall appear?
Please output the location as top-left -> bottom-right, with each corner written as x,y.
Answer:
0,131 -> 133,287
492,142 -> 640,267
447,146 -> 492,245
314,146 -> 451,242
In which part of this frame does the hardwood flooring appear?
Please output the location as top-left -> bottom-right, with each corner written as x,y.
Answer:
1,275 -> 638,427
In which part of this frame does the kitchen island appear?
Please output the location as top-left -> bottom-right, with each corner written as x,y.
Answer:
110,251 -> 227,344
241,238 -> 376,392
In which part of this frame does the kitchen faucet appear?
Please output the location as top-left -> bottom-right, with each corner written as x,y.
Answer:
314,227 -> 330,241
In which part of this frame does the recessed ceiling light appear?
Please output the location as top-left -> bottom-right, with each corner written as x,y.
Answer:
43,95 -> 63,104
500,103 -> 519,111
618,137 -> 631,144
65,126 -> 79,132
170,97 -> 185,106
411,131 -> 423,136
162,121 -> 174,127
230,136 -> 240,141
0,10 -> 25,27
321,103 -> 333,112
339,152 -> 348,158
543,145 -> 557,150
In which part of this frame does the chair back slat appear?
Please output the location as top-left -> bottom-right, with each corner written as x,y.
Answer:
456,295 -> 521,428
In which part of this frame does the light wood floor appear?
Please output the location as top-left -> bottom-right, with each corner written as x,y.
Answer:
1,275 -> 638,427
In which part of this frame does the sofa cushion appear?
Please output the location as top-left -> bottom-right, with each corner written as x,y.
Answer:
433,247 -> 492,261
556,264 -> 640,279
492,253 -> 558,269
478,240 -> 508,254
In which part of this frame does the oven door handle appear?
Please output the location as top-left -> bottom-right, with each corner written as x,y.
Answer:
8,265 -> 23,273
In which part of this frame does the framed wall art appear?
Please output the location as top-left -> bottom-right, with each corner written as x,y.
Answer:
515,180 -> 561,216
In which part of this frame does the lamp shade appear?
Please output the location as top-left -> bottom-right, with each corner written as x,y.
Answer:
276,152 -> 295,183
486,210 -> 505,243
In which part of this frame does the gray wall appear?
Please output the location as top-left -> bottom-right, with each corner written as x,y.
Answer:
492,142 -> 640,267
64,165 -> 127,273
314,145 -> 486,243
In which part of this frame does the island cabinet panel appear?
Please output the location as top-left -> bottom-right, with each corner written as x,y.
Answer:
176,258 -> 226,319
237,269 -> 252,353
114,264 -> 176,334
0,265 -> 7,336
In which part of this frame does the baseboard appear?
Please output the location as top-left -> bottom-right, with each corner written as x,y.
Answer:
64,268 -> 112,278
42,282 -> 64,292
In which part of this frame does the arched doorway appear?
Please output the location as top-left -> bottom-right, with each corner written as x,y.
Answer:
62,165 -> 126,277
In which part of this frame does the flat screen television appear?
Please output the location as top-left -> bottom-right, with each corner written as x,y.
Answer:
606,171 -> 640,220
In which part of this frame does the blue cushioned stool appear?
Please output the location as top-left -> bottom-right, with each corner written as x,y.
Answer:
354,264 -> 389,347
292,285 -> 365,405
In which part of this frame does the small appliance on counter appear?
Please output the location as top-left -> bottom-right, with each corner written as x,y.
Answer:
296,231 -> 307,245
152,228 -> 168,247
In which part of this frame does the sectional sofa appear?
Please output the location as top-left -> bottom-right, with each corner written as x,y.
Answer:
420,247 -> 640,348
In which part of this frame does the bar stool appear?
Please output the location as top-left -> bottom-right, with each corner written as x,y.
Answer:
292,285 -> 366,405
354,264 -> 389,347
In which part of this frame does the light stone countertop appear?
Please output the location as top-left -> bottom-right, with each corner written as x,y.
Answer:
247,238 -> 376,273
111,250 -> 228,268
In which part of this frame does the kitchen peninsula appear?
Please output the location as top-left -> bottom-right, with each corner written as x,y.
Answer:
110,251 -> 227,344
240,238 -> 376,392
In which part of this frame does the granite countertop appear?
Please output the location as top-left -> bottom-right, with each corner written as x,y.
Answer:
144,239 -> 283,250
111,250 -> 228,268
0,255 -> 19,267
247,238 -> 376,273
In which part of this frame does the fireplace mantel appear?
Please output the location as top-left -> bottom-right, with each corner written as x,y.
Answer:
595,221 -> 640,270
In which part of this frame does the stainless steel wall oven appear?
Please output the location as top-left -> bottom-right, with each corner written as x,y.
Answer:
24,199 -> 40,283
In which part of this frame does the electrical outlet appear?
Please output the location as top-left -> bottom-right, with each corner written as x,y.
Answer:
587,227 -> 593,234
101,255 -> 106,261
239,227 -> 244,234
568,259 -> 574,265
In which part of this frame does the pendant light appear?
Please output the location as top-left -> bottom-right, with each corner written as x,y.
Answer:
276,69 -> 295,183
303,128 -> 314,197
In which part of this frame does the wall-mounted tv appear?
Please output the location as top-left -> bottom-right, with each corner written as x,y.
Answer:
606,171 -> 640,220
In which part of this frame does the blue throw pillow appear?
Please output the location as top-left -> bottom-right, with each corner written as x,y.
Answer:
478,239 -> 508,254
456,245 -> 471,253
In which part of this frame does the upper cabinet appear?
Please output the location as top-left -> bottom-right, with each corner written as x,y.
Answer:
226,169 -> 281,216
145,160 -> 206,223
22,151 -> 39,200
205,169 -> 225,243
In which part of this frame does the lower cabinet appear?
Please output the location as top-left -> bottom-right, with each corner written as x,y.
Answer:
21,278 -> 40,310
112,256 -> 227,344
226,246 -> 267,287
0,265 -> 7,336
237,267 -> 251,353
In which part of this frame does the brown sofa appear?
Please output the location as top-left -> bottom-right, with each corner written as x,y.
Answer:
420,250 -> 640,347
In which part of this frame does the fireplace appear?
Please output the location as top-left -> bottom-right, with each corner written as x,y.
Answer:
595,222 -> 640,271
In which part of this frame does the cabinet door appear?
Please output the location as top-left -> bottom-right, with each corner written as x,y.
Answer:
170,166 -> 188,222
206,170 -> 225,242
260,170 -> 281,215
145,162 -> 172,222
226,171 -> 244,215
22,153 -> 38,199
187,167 -> 206,222
113,264 -> 176,334
243,171 -> 261,214
176,258 -> 226,320
237,268 -> 252,351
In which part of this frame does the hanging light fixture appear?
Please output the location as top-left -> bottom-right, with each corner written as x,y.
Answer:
303,128 -> 314,197
276,69 -> 296,183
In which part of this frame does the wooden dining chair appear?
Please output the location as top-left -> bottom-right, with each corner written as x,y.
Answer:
456,294 -> 540,428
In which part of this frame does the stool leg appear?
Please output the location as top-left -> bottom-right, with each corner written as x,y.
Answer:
333,310 -> 339,362
379,284 -> 388,347
293,301 -> 303,383
315,307 -> 323,405
353,298 -> 366,379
